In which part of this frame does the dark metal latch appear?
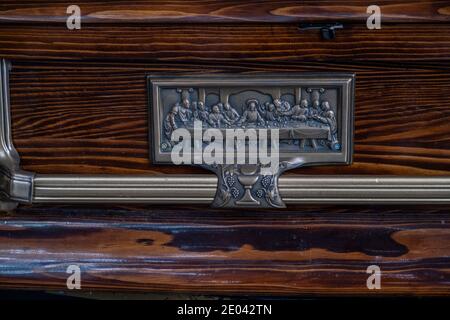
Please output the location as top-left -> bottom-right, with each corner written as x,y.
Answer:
298,23 -> 344,40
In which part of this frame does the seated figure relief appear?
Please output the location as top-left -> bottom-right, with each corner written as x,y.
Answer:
163,105 -> 179,145
238,99 -> 265,127
222,103 -> 240,124
283,99 -> 309,122
208,104 -> 231,127
178,99 -> 192,125
193,101 -> 209,123
260,103 -> 278,122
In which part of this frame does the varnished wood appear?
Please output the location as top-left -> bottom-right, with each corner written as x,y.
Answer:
0,24 -> 450,62
9,61 -> 450,175
0,204 -> 449,295
1,1 -> 449,297
0,1 -> 449,24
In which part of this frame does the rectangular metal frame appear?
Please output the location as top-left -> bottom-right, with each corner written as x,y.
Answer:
148,74 -> 354,166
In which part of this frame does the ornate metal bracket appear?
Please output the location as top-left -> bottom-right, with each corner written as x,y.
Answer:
149,74 -> 355,208
0,59 -> 34,211
206,161 -> 303,208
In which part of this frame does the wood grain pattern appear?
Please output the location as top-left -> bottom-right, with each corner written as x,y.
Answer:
0,0 -> 449,24
9,61 -> 450,175
0,4 -> 449,297
1,24 -> 450,62
0,204 -> 449,295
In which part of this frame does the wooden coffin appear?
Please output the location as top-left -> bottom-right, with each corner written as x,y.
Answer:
0,1 -> 449,296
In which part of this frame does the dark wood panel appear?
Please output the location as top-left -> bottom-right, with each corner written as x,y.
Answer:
1,24 -> 450,62
9,61 -> 450,175
0,204 -> 449,295
0,1 -> 449,24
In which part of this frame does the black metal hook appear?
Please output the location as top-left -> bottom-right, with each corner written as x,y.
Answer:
298,23 -> 344,40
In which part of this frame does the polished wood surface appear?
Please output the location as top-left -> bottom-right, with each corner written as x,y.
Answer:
9,61 -> 450,175
1,2 -> 449,297
0,24 -> 450,62
0,0 -> 449,24
0,204 -> 448,295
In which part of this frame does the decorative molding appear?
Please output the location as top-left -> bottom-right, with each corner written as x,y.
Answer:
0,59 -> 33,211
33,175 -> 450,204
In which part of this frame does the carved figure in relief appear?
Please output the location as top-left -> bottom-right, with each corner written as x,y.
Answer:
309,100 -> 321,118
222,102 -> 240,124
274,98 -> 291,123
315,101 -> 338,142
208,105 -> 231,127
261,103 -> 278,122
194,101 -> 209,123
239,99 -> 265,126
284,99 -> 309,122
274,98 -> 291,113
163,105 -> 179,143
178,99 -> 192,124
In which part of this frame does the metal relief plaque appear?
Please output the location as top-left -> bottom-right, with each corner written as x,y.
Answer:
149,74 -> 354,208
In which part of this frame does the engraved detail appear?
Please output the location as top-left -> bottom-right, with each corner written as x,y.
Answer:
160,87 -> 340,153
206,161 -> 304,208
